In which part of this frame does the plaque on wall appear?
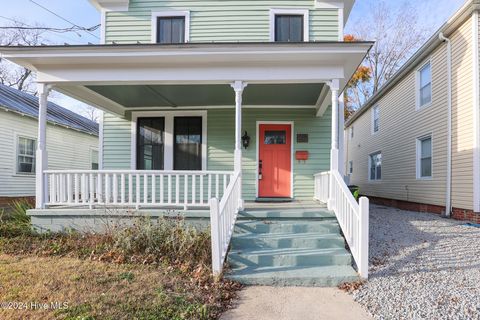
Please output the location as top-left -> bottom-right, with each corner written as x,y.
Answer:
296,134 -> 309,143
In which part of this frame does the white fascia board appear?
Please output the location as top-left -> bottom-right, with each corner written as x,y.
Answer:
88,0 -> 129,11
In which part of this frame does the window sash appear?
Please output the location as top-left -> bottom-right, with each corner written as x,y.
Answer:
274,15 -> 304,42
17,137 -> 36,174
419,137 -> 432,177
369,153 -> 382,180
137,117 -> 165,170
419,63 -> 432,106
174,117 -> 202,171
157,16 -> 185,44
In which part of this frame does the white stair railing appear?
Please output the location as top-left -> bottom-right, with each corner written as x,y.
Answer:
209,170 -> 242,276
314,170 -> 369,279
44,170 -> 233,210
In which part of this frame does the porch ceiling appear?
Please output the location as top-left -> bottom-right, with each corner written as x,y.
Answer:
86,83 -> 324,108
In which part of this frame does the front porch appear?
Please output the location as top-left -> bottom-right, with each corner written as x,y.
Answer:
1,42 -> 371,279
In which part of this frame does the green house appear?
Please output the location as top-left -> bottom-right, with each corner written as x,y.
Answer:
1,0 -> 372,282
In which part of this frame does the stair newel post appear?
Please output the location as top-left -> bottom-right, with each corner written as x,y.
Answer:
210,197 -> 222,277
359,196 -> 369,279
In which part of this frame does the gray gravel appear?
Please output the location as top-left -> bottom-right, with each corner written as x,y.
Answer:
352,205 -> 480,320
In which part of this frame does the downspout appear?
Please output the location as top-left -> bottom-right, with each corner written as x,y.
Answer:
439,32 -> 452,217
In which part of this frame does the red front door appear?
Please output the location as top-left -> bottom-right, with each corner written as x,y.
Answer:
258,124 -> 292,198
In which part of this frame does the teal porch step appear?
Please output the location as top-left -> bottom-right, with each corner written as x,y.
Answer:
226,208 -> 359,287
226,265 -> 359,287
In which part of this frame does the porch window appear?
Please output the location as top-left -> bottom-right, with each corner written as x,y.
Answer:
174,117 -> 202,170
17,136 -> 36,174
156,16 -> 185,44
274,15 -> 304,42
369,152 -> 382,181
136,117 -> 165,170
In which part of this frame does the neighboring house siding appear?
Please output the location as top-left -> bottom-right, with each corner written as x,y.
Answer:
345,15 -> 474,211
0,110 -> 98,197
105,0 -> 339,44
103,108 -> 331,201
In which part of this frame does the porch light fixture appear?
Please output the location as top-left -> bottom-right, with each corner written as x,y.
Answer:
241,131 -> 250,149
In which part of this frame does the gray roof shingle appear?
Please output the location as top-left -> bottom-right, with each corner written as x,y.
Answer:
0,84 -> 98,136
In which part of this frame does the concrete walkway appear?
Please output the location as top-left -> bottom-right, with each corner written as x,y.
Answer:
221,286 -> 371,320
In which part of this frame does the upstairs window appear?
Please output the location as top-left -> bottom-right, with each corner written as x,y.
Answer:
17,136 -> 36,174
350,126 -> 354,139
349,161 -> 354,174
372,105 -> 379,134
369,152 -> 382,181
275,15 -> 304,42
152,11 -> 189,44
417,62 -> 432,108
270,9 -> 309,42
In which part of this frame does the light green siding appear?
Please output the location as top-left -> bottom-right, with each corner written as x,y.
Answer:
105,0 -> 339,43
103,108 -> 331,201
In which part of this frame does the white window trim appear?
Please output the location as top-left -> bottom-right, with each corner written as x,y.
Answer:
14,133 -> 37,177
368,151 -> 382,182
416,60 -> 433,110
151,11 -> 190,44
269,8 -> 310,42
371,105 -> 379,135
90,147 -> 99,170
131,111 -> 207,171
416,134 -> 433,180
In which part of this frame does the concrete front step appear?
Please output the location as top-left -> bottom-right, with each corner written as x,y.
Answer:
225,265 -> 359,287
231,232 -> 346,250
238,208 -> 335,220
234,220 -> 340,234
228,247 -> 352,268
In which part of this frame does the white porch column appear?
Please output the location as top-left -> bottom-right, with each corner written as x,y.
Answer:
231,81 -> 247,208
36,83 -> 52,209
327,80 -> 340,210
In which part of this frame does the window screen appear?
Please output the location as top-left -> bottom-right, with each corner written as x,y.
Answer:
137,117 -> 165,170
174,117 -> 202,170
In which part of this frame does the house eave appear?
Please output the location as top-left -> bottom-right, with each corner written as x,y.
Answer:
345,0 -> 480,127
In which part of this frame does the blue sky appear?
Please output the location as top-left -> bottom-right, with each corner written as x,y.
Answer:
0,0 -> 469,117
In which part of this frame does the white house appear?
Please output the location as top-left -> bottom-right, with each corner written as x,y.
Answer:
0,84 -> 99,209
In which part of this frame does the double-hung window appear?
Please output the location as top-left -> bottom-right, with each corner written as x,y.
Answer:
417,136 -> 432,179
418,62 -> 432,108
372,105 -> 379,134
369,152 -> 382,181
17,136 -> 36,174
91,149 -> 99,170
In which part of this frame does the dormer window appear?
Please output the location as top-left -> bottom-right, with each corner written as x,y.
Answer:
152,11 -> 190,44
270,9 -> 309,42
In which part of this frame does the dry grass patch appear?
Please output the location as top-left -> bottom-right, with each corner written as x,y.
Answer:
0,254 -> 240,320
0,209 -> 241,319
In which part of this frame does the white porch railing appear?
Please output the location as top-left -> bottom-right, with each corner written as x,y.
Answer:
209,171 -> 242,276
314,170 -> 369,279
44,170 -> 233,210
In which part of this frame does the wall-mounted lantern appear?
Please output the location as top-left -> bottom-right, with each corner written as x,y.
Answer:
241,131 -> 250,149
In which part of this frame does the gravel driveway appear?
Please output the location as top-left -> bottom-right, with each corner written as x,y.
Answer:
352,205 -> 480,319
